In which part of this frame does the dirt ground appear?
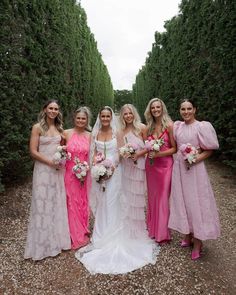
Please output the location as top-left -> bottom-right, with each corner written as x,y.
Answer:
0,160 -> 235,295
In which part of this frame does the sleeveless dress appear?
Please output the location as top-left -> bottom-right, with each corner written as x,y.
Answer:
121,131 -> 148,239
64,132 -> 90,249
75,137 -> 159,274
146,129 -> 173,243
24,135 -> 71,260
168,121 -> 220,240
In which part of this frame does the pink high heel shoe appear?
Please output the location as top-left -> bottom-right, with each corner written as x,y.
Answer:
181,239 -> 192,247
191,244 -> 202,260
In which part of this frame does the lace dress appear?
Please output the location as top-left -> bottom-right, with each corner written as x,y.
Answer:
24,135 -> 71,260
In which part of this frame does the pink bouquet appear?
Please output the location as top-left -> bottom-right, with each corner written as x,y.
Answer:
91,152 -> 114,191
72,157 -> 89,185
145,135 -> 165,165
53,146 -> 71,166
180,143 -> 198,170
119,139 -> 138,164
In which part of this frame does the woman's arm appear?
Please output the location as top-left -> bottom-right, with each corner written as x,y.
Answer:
195,150 -> 213,163
29,124 -> 59,168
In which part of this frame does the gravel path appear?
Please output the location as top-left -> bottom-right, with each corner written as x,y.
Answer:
1,160 -> 235,295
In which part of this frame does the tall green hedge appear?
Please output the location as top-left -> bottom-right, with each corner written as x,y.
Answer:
132,0 -> 236,168
0,0 -> 113,190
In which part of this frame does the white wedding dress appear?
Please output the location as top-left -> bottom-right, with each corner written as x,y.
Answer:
75,138 -> 159,274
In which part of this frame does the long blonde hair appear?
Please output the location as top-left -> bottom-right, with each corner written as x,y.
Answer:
119,104 -> 141,136
38,100 -> 63,134
144,98 -> 171,134
74,106 -> 92,131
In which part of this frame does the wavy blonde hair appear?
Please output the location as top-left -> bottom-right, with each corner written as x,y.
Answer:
74,106 -> 92,131
119,104 -> 141,136
144,98 -> 172,134
38,100 -> 63,134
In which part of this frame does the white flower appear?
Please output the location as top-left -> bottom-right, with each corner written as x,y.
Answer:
53,152 -> 61,162
57,146 -> 63,152
153,143 -> 160,151
81,171 -> 87,177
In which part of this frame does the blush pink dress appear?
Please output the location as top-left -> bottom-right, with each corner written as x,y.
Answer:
168,121 -> 220,240
24,135 -> 71,260
146,129 -> 173,243
64,132 -> 90,249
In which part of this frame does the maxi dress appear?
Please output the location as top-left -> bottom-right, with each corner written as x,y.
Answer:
75,137 -> 159,274
146,129 -> 173,243
168,121 -> 220,240
64,132 -> 90,249
24,135 -> 71,260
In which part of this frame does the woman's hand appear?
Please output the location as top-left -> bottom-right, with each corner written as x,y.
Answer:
131,152 -> 139,162
49,160 -> 61,170
148,151 -> 158,159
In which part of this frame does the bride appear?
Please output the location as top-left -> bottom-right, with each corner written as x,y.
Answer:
75,106 -> 159,274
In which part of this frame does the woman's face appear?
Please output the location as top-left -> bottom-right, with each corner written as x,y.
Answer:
150,101 -> 162,118
100,109 -> 112,127
180,101 -> 196,123
74,111 -> 87,129
123,107 -> 134,125
44,102 -> 59,120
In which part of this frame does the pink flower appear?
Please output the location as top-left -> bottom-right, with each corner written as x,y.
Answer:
102,159 -> 113,168
95,152 -> 105,163
147,135 -> 155,141
185,146 -> 192,153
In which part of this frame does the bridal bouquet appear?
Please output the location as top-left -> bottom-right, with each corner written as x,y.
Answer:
72,157 -> 89,185
119,139 -> 138,164
91,152 -> 114,192
145,135 -> 165,165
180,143 -> 198,170
53,146 -> 71,166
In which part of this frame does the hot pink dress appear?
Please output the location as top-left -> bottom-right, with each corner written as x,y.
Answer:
168,121 -> 220,240
64,132 -> 90,249
146,130 -> 173,243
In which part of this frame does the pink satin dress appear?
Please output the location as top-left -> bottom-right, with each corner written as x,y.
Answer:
64,132 -> 90,249
146,129 -> 173,243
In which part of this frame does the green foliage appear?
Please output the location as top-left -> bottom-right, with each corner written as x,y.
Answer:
132,0 -> 236,168
0,0 -> 113,190
113,90 -> 133,112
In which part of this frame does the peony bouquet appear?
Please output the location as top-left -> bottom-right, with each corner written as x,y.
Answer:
180,143 -> 198,170
119,137 -> 138,164
145,135 -> 165,165
72,157 -> 89,185
91,152 -> 114,191
53,146 -> 71,166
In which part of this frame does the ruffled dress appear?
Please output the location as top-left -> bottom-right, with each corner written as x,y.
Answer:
168,121 -> 220,240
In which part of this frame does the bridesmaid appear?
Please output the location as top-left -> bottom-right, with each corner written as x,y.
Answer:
24,100 -> 70,260
144,98 -> 176,244
118,104 -> 150,239
168,99 -> 220,260
64,107 -> 91,249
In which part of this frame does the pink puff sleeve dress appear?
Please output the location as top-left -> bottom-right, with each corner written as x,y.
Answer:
168,121 -> 220,240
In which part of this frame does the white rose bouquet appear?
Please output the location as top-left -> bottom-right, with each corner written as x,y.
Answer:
72,157 -> 89,185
